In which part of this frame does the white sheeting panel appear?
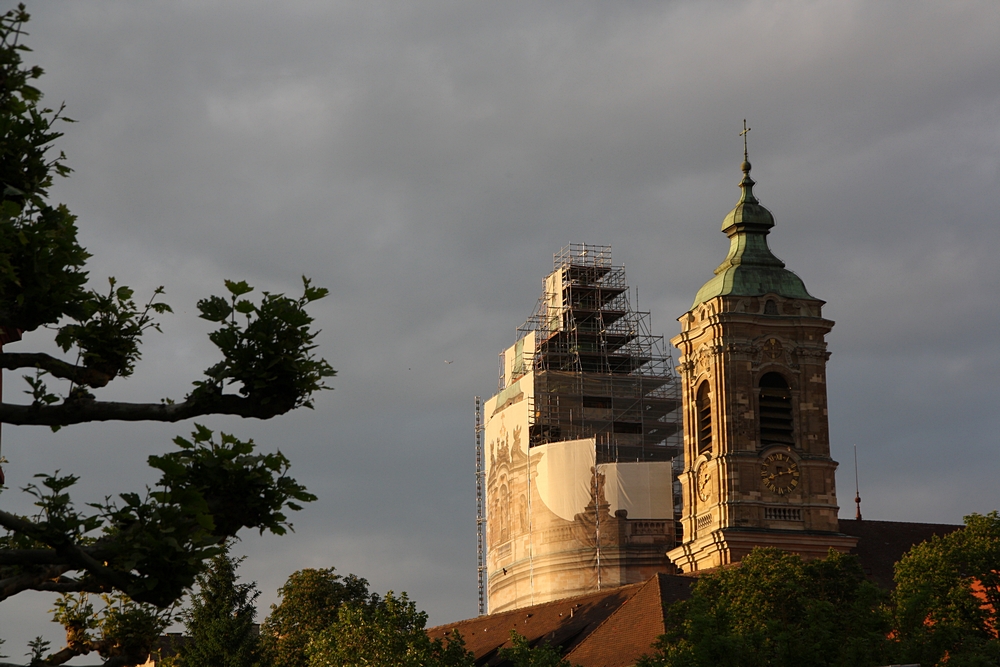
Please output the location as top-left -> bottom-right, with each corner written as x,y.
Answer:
600,461 -> 674,520
483,399 -> 530,480
533,438 -> 596,522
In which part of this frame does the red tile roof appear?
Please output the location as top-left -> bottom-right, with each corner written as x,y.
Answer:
427,574 -> 694,666
565,574 -> 693,667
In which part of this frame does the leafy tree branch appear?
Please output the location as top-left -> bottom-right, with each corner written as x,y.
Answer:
0,277 -> 335,429
0,7 -> 329,665
1,426 -> 314,608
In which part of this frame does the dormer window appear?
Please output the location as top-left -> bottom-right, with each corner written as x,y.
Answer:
764,299 -> 778,315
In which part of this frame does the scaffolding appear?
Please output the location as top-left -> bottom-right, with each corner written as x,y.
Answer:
475,396 -> 487,616
482,244 -> 684,612
515,243 -> 682,465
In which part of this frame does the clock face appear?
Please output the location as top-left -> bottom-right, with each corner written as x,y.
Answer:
697,462 -> 712,502
760,452 -> 799,495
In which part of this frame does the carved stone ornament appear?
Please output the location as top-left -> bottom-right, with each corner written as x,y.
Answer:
695,349 -> 711,376
763,338 -> 783,360
794,347 -> 831,360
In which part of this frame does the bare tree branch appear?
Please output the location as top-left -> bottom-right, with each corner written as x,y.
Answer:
0,548 -> 67,565
0,508 -> 48,536
34,646 -> 78,666
0,509 -> 125,600
56,540 -> 132,593
0,641 -> 151,667
0,392 -> 293,427
0,352 -> 112,388
0,566 -> 77,600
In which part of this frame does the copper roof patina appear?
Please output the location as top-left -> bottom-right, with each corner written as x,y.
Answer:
691,158 -> 814,308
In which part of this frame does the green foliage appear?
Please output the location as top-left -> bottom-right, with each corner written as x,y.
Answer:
0,426 -> 314,611
104,426 -> 314,606
151,424 -> 317,538
0,5 -> 90,333
637,548 -> 894,667
0,5 -> 72,201
55,278 -> 171,381
26,637 -> 50,663
47,592 -> 175,665
174,548 -> 261,667
260,568 -> 372,667
892,511 -> 1000,666
194,277 -> 335,413
497,630 -> 576,667
0,8 -> 332,666
305,591 -> 473,667
0,5 -> 332,409
22,368 -> 59,406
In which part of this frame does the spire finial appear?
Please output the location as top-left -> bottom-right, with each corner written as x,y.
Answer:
739,119 -> 752,173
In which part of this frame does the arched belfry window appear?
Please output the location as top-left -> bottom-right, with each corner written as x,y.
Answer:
696,382 -> 712,454
758,372 -> 794,447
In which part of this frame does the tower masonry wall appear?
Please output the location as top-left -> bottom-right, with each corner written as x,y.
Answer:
668,293 -> 853,572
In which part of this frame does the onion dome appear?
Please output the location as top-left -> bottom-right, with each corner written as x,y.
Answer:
691,159 -> 814,308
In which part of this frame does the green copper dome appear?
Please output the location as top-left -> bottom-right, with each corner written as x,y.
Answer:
691,160 -> 814,308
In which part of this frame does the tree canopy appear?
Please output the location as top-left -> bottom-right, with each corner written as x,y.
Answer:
171,547 -> 262,667
257,568 -> 473,667
636,548 -> 894,667
639,517 -> 1000,667
0,6 -> 332,665
305,591 -> 473,667
892,511 -> 1000,666
259,568 -> 372,667
497,630 -> 577,667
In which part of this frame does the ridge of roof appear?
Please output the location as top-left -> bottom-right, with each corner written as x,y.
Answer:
427,578 -> 649,634
428,575 -> 696,667
838,518 -> 963,590
565,573 -> 693,667
838,518 -> 962,528
428,580 -> 649,666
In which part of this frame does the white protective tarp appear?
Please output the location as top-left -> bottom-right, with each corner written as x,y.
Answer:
533,438 -> 596,522
600,461 -> 674,520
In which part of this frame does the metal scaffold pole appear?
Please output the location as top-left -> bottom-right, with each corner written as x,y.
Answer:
475,396 -> 487,615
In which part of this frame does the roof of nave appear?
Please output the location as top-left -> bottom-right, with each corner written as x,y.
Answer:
427,573 -> 694,667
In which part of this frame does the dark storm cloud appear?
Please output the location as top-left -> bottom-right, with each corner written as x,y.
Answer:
2,0 -> 999,652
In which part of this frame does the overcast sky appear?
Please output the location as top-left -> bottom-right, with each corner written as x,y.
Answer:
2,0 -> 1000,657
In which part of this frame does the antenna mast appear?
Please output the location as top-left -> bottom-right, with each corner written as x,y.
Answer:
854,444 -> 862,521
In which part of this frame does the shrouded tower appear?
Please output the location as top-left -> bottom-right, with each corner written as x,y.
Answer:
483,245 -> 682,613
666,158 -> 856,572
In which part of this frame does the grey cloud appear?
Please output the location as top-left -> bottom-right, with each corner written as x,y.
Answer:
1,0 -> 998,652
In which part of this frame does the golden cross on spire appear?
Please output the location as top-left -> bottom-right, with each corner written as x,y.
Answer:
739,119 -> 751,161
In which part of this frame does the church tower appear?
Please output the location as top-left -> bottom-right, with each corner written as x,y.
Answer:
483,245 -> 682,613
666,145 -> 856,572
